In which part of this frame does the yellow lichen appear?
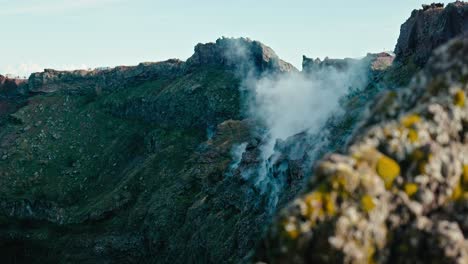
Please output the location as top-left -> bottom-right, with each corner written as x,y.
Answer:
448,164 -> 468,201
452,184 -> 462,200
304,191 -> 336,218
407,129 -> 419,143
376,155 -> 400,189
304,192 -> 325,219
454,90 -> 466,107
323,193 -> 335,215
401,114 -> 421,128
418,161 -> 428,174
404,183 -> 418,197
367,246 -> 377,264
283,220 -> 299,239
331,175 -> 346,190
361,195 -> 376,212
463,164 -> 468,185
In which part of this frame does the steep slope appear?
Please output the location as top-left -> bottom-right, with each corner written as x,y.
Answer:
0,38 -> 296,263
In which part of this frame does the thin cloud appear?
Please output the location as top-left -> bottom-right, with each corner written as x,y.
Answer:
0,0 -> 124,15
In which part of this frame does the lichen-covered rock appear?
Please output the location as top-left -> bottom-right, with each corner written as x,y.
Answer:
255,36 -> 468,264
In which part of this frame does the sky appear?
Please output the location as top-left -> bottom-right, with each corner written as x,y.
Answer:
0,0 -> 456,77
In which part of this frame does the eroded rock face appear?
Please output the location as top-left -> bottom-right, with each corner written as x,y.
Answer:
395,1 -> 468,66
255,36 -> 468,264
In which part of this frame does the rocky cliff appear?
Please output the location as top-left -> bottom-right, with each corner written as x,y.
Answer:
395,1 -> 468,67
0,37 -> 300,263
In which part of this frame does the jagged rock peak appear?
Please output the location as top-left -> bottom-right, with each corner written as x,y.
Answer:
395,1 -> 468,66
302,56 -> 358,72
302,52 -> 395,73
186,37 -> 297,73
422,3 -> 445,11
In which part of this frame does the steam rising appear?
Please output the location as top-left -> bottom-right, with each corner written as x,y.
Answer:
251,65 -> 367,159
224,38 -> 369,212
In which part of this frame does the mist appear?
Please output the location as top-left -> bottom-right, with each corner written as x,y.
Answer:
249,64 -> 368,159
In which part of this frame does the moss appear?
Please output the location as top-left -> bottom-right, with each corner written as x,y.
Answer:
454,90 -> 466,107
401,114 -> 421,128
361,195 -> 376,212
376,155 -> 400,189
404,183 -> 418,197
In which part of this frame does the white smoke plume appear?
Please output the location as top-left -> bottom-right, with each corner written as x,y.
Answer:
250,65 -> 368,160
223,38 -> 370,211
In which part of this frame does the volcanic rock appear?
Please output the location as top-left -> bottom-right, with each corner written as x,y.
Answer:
395,1 -> 468,66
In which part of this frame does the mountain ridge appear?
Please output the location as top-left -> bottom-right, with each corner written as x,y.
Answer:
0,2 -> 467,264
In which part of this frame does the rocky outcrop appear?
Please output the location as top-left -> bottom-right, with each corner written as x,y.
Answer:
367,52 -> 395,71
395,1 -> 468,66
302,52 -> 394,73
255,36 -> 468,264
186,37 -> 298,74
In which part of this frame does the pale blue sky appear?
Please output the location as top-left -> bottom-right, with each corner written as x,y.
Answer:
0,0 -> 455,76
